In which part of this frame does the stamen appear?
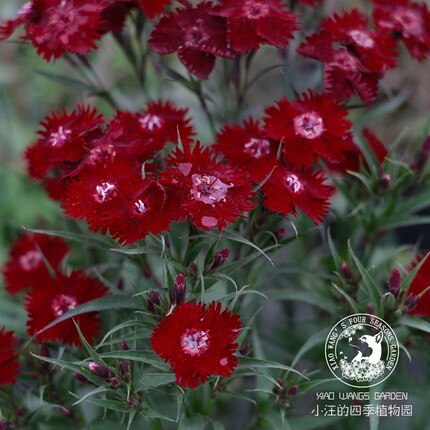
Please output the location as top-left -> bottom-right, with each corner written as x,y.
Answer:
51,294 -> 78,317
181,329 -> 210,356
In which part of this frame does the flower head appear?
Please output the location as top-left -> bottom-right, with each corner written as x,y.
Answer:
263,91 -> 352,169
215,118 -> 278,183
149,2 -> 236,79
261,162 -> 335,224
0,0 -> 107,61
373,0 -> 430,61
298,9 -> 398,105
211,0 -> 298,53
407,255 -> 430,318
0,328 -> 20,386
26,270 -> 107,345
150,301 -> 241,389
2,232 -> 69,295
25,105 -> 104,181
160,141 -> 255,230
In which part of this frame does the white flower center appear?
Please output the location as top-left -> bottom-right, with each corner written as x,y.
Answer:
51,294 -> 78,317
349,30 -> 375,48
243,138 -> 271,159
49,126 -> 72,147
190,174 -> 232,205
293,112 -> 324,139
95,182 -> 115,202
243,1 -> 270,19
134,199 -> 147,214
139,114 -> 163,131
181,329 -> 210,356
285,174 -> 302,193
19,249 -> 42,271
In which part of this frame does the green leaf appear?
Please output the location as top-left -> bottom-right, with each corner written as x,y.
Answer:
72,386 -> 109,406
237,357 -> 307,379
38,296 -> 142,334
331,282 -> 360,314
291,329 -> 328,368
375,215 -> 430,231
178,413 -> 205,430
348,241 -> 381,307
73,320 -> 101,364
134,373 -> 176,390
95,320 -> 150,350
99,350 -> 170,371
24,228 -> 113,250
327,228 -> 342,268
110,246 -> 163,255
74,396 -> 129,412
397,315 -> 430,334
142,403 -> 175,422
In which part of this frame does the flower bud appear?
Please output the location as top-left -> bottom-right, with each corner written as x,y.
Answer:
0,420 -> 13,430
341,261 -> 353,280
75,372 -> 91,384
388,269 -> 401,297
414,136 -> 430,171
365,304 -> 374,314
288,385 -> 299,395
110,377 -> 122,389
239,343 -> 251,356
379,173 -> 391,190
89,362 -> 112,380
208,249 -> 230,272
171,273 -> 186,305
404,295 -> 419,312
147,289 -> 161,314
121,339 -> 129,351
116,277 -> 125,291
60,407 -> 74,419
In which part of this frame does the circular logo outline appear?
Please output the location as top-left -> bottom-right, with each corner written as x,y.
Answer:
325,313 -> 399,388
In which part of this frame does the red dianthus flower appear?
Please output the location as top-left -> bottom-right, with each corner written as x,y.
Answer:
62,157 -> 174,245
0,0 -> 106,61
373,0 -> 430,61
26,270 -> 107,345
298,9 -> 398,105
150,301 -> 241,389
211,0 -> 298,53
149,2 -> 236,79
25,105 -> 104,181
216,118 -> 278,183
2,232 -> 69,295
0,328 -> 20,386
407,255 -> 430,318
160,141 -> 255,231
261,161 -> 335,224
263,91 -> 352,169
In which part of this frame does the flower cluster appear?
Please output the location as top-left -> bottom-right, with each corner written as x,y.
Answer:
2,232 -> 108,347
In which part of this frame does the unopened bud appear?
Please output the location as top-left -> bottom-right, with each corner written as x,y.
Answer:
121,339 -> 129,351
143,266 -> 152,279
0,420 -> 13,430
116,278 -> 125,291
379,173 -> 391,189
414,136 -> 430,171
341,261 -> 353,280
110,377 -> 122,389
365,304 -> 374,314
208,249 -> 230,271
60,407 -> 74,419
239,343 -> 251,356
40,344 -> 52,373
275,228 -> 286,241
404,295 -> 419,312
75,372 -> 91,384
89,362 -> 112,380
288,385 -> 299,395
119,360 -> 131,381
147,289 -> 161,314
388,269 -> 401,296
171,273 -> 186,305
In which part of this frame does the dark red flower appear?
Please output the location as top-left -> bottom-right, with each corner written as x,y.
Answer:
298,0 -> 322,6
261,162 -> 335,224
150,301 -> 241,389
373,0 -> 430,61
101,0 -> 136,34
160,141 -> 255,231
407,255 -> 430,318
263,91 -> 353,169
25,105 -> 104,181
298,9 -> 398,105
149,2 -> 236,79
0,0 -> 106,61
26,270 -> 107,345
62,157 -> 174,244
215,118 -> 278,183
2,232 -> 69,295
211,0 -> 298,53
138,0 -> 171,18
104,101 -> 195,161
0,328 -> 20,386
